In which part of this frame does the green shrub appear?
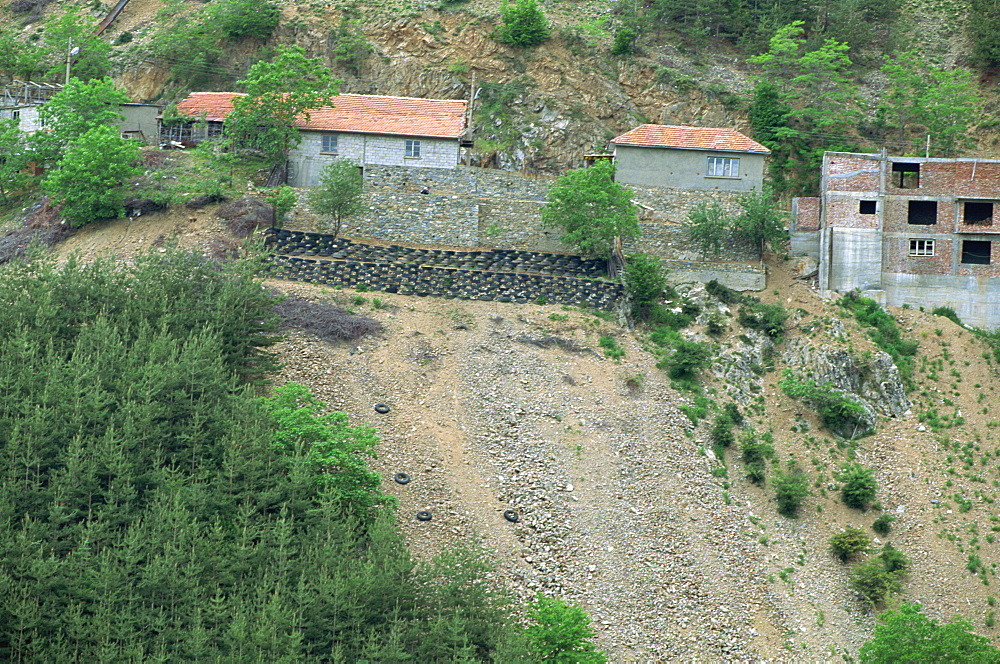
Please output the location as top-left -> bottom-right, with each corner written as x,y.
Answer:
623,253 -> 666,321
830,527 -> 870,562
494,0 -> 550,47
706,279 -> 744,305
611,27 -> 638,55
724,402 -> 743,425
598,335 -> 625,361
932,306 -> 963,326
657,338 -> 712,380
850,550 -> 907,606
710,413 -> 735,448
840,464 -> 878,510
525,593 -> 606,662
213,0 -> 280,40
648,300 -> 700,329
738,301 -> 787,337
873,513 -> 897,535
740,429 -> 774,485
772,465 -> 811,517
779,372 -> 873,438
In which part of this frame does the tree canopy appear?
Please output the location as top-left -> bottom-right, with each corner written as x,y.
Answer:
308,158 -> 365,237
494,0 -> 551,47
541,160 -> 639,259
860,603 -> 1000,663
32,76 -> 128,164
227,46 -> 340,164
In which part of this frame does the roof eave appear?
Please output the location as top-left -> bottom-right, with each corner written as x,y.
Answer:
613,141 -> 770,155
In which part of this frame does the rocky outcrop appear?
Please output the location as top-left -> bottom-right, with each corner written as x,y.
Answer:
782,334 -> 911,419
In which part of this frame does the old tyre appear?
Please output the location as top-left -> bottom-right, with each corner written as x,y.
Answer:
374,403 -> 390,414
416,511 -> 432,521
503,509 -> 520,523
394,472 -> 411,485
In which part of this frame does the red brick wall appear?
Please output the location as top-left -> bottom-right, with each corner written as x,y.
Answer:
885,236 -> 953,275
792,197 -> 820,231
951,162 -> 1000,199
882,197 -> 953,234
824,155 -> 881,192
825,196 -> 879,229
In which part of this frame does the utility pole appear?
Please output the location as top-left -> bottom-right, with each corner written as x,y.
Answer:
65,39 -> 80,85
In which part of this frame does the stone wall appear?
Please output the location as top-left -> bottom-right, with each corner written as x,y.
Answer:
284,164 -> 764,290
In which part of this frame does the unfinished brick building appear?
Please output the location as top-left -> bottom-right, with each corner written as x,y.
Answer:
792,151 -> 1000,329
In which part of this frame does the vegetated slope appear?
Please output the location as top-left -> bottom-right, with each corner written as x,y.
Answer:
47,209 -> 1000,657
261,264 -> 1000,660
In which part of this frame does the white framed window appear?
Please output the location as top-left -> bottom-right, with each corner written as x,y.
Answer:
405,139 -> 421,158
11,110 -> 19,121
707,156 -> 740,178
321,134 -> 338,154
909,239 -> 935,256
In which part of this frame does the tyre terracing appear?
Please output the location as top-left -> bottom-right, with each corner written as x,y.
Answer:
263,229 -> 623,309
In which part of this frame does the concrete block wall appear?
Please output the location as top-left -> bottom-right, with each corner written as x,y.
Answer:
289,134 -> 460,186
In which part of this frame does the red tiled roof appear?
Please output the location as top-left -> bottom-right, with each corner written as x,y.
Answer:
612,124 -> 770,154
174,92 -> 467,138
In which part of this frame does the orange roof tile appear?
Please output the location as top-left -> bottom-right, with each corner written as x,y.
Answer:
174,92 -> 467,138
612,124 -> 770,154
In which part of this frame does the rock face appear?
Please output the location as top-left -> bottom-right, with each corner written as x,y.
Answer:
782,333 -> 912,420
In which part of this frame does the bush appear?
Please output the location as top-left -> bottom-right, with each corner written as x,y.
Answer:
611,27 -> 638,55
830,527 -> 870,562
710,413 -> 735,448
598,335 -> 625,361
623,253 -> 666,321
840,464 -> 878,510
851,555 -> 904,606
860,603 -> 1000,661
213,0 -> 280,40
873,513 -> 897,535
648,301 -> 699,329
494,0 -> 551,47
657,338 -> 712,380
723,402 -> 744,425
779,372 -> 874,438
740,429 -> 774,485
706,279 -> 744,305
772,465 -> 810,517
932,306 -> 962,326
738,302 -> 787,337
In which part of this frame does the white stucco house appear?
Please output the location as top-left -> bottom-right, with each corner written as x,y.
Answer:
168,92 -> 468,186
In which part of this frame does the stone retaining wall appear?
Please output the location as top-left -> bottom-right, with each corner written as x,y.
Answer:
265,230 -> 621,309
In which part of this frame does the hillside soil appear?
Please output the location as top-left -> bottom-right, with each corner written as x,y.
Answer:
51,207 -> 1000,660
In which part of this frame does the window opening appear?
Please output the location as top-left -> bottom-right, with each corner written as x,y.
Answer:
892,162 -> 920,188
964,202 -> 994,225
859,200 -> 876,214
12,110 -> 19,121
707,157 -> 739,177
405,139 -> 421,158
321,134 -> 338,154
907,200 -> 937,225
909,239 -> 935,256
961,240 -> 992,265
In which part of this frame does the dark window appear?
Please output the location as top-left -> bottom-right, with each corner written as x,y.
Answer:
859,200 -> 876,214
892,162 -> 920,189
908,200 -> 938,225
965,202 -> 994,225
961,240 -> 992,265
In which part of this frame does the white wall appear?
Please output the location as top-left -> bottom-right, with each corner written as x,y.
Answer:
289,131 -> 460,186
0,106 -> 42,133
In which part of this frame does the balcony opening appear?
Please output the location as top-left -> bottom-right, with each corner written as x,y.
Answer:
892,162 -> 920,189
964,202 -> 994,225
961,240 -> 992,265
907,200 -> 937,225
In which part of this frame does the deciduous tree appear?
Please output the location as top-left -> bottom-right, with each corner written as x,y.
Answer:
32,77 -> 128,164
525,594 -> 606,663
494,0 -> 551,47
541,160 -> 639,259
227,46 -> 339,165
308,158 -> 364,237
860,603 -> 1000,662
43,125 -> 141,225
